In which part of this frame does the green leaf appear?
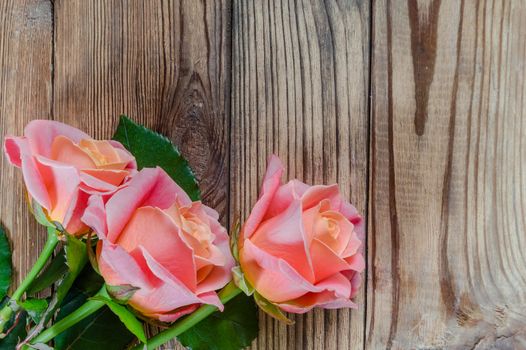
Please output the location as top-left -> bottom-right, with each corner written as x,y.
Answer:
0,310 -> 27,349
90,287 -> 146,343
54,288 -> 135,350
72,264 -> 104,296
28,343 -> 54,350
0,226 -> 11,300
27,250 -> 68,296
178,293 -> 258,350
56,235 -> 89,303
113,115 -> 200,200
18,298 -> 48,323
23,235 -> 90,344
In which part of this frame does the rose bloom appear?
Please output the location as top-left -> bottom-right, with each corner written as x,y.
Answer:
82,167 -> 235,322
4,120 -> 136,235
238,155 -> 365,313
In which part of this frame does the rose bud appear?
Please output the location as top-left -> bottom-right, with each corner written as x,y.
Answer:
4,120 -> 136,235
82,167 -> 235,322
237,155 -> 365,317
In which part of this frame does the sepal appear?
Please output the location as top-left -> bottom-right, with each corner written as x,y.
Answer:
232,266 -> 254,296
105,284 -> 139,305
253,292 -> 294,325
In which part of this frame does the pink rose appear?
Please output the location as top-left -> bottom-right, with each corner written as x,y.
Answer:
238,155 -> 365,313
4,120 -> 136,235
82,167 -> 235,322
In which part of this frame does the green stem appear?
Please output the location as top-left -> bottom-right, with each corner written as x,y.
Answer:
136,281 -> 242,350
30,287 -> 106,345
0,229 -> 59,333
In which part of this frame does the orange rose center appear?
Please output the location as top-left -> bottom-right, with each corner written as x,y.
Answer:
51,136 -> 128,171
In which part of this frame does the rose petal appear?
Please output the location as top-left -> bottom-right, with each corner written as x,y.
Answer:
250,199 -> 314,282
116,206 -> 197,290
146,304 -> 199,323
108,140 -> 137,170
25,120 -> 90,158
301,184 -> 340,211
81,195 -> 108,239
51,136 -> 96,169
139,247 -> 223,311
276,273 -> 356,313
241,155 -> 284,240
4,136 -> 26,167
340,201 -> 365,243
310,238 -> 351,282
278,291 -> 357,313
241,239 -> 320,303
62,189 -> 90,235
81,169 -> 128,188
34,156 -> 81,224
263,179 -> 310,220
104,168 -> 184,240
345,253 -> 365,273
98,242 -> 154,290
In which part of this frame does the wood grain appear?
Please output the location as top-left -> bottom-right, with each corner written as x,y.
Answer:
367,0 -> 526,348
2,0 -> 526,349
0,0 -> 52,294
230,0 -> 370,349
53,0 -> 231,348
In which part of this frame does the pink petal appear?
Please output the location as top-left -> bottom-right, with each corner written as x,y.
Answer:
81,169 -> 128,188
104,168 -> 175,240
241,155 -> 284,240
241,239 -> 320,303
263,179 -> 310,220
250,199 -> 314,282
301,184 -> 340,211
34,156 -> 81,224
116,207 -> 197,289
62,189 -> 90,235
25,120 -> 90,158
50,136 -> 96,169
340,201 -> 365,243
138,247 -> 223,311
147,304 -> 199,323
98,242 -> 154,291
108,140 -> 137,170
345,253 -> 365,273
4,136 -> 26,167
310,238 -> 351,282
78,171 -> 120,192
4,137 -> 52,210
195,264 -> 233,295
81,195 -> 108,239
276,273 -> 356,313
348,271 -> 363,298
278,291 -> 357,314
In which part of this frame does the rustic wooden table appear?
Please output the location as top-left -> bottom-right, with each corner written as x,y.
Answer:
1,1 -> 525,349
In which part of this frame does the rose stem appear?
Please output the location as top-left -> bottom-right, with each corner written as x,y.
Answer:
29,282 -> 242,348
134,281 -> 242,350
0,228 -> 59,333
29,286 -> 106,345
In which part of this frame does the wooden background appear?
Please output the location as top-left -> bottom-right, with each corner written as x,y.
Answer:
1,0 -> 525,349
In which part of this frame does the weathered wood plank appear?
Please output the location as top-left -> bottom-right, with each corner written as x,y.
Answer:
53,0 -> 231,348
0,0 -> 52,293
231,0 -> 370,349
367,0 -> 526,348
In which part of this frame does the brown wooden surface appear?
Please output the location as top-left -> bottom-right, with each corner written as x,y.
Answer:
1,0 -> 525,349
368,0 -> 526,348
